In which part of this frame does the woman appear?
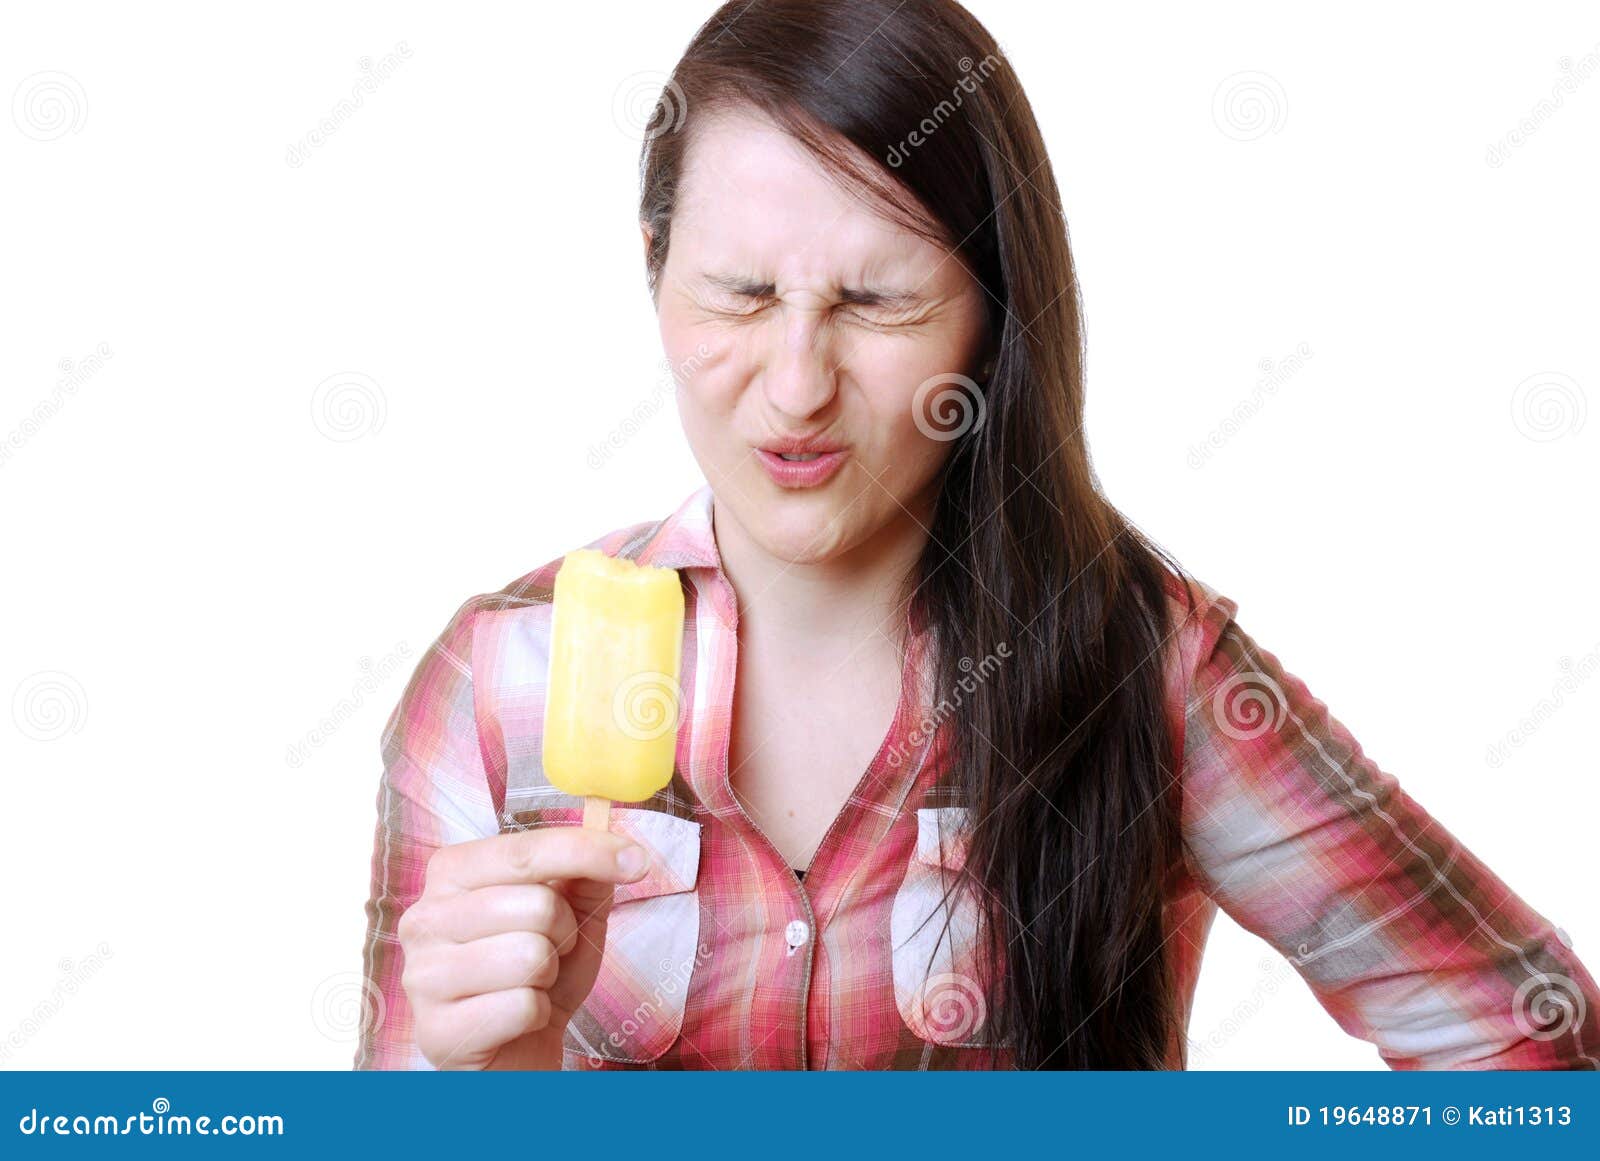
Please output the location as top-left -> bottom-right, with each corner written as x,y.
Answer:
356,0 -> 1599,1070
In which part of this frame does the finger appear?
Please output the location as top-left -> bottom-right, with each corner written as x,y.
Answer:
418,988 -> 551,1068
545,890 -> 619,1017
422,883 -> 578,947
426,826 -> 651,894
405,931 -> 563,1001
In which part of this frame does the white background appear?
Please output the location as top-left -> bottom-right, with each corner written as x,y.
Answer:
2,1 -> 1596,1070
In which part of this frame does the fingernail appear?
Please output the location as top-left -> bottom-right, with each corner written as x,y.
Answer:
616,845 -> 650,878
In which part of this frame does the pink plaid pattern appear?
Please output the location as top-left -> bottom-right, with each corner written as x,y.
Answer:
356,484 -> 1600,1069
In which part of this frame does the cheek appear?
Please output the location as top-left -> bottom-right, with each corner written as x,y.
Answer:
844,352 -> 965,513
657,302 -> 708,385
853,341 -> 970,458
662,333 -> 755,479
660,313 -> 739,420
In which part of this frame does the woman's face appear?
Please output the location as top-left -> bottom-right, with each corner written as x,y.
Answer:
653,108 -> 989,567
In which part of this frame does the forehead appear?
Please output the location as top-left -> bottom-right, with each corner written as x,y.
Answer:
672,108 -> 948,286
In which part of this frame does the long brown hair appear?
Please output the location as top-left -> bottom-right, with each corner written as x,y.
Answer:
639,0 -> 1194,1068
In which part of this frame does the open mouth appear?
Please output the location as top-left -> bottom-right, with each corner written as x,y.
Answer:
755,447 -> 848,488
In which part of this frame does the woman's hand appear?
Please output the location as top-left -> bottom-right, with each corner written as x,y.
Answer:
397,825 -> 651,1070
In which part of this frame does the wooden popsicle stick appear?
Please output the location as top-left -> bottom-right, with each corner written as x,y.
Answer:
582,795 -> 611,831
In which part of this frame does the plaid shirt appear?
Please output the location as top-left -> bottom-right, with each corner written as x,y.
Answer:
356,483 -> 1600,1070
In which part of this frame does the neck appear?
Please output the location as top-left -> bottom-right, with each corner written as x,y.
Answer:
710,493 -> 933,651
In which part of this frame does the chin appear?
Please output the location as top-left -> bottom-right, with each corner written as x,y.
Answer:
744,495 -> 862,565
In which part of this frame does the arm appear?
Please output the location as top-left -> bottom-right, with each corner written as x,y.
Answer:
1179,590 -> 1599,1069
353,595 -> 500,1070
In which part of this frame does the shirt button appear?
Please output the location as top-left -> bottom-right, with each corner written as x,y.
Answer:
784,919 -> 810,948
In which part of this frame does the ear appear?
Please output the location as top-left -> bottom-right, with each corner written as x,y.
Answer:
640,220 -> 654,261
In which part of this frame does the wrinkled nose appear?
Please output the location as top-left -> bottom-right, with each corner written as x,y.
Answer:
760,309 -> 839,422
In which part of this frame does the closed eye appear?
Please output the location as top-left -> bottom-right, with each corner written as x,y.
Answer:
840,307 -> 924,330
708,296 -> 773,318
700,274 -> 776,318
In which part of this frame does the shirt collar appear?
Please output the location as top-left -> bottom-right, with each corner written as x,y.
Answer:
632,480 -> 936,656
633,483 -> 722,573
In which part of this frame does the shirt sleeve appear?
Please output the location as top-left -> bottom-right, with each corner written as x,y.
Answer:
1178,590 -> 1600,1069
353,594 -> 501,1070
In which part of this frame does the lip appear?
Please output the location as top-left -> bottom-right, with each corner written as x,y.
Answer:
753,442 -> 849,489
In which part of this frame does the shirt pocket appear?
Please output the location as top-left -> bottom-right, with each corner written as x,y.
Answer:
889,805 -> 1004,1049
562,808 -> 706,1065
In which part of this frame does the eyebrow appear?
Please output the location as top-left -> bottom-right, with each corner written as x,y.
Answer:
700,272 -> 925,310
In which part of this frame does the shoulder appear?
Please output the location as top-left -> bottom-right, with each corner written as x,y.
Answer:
1156,565 -> 1239,697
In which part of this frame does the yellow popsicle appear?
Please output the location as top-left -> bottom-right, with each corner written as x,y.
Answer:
542,549 -> 685,819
